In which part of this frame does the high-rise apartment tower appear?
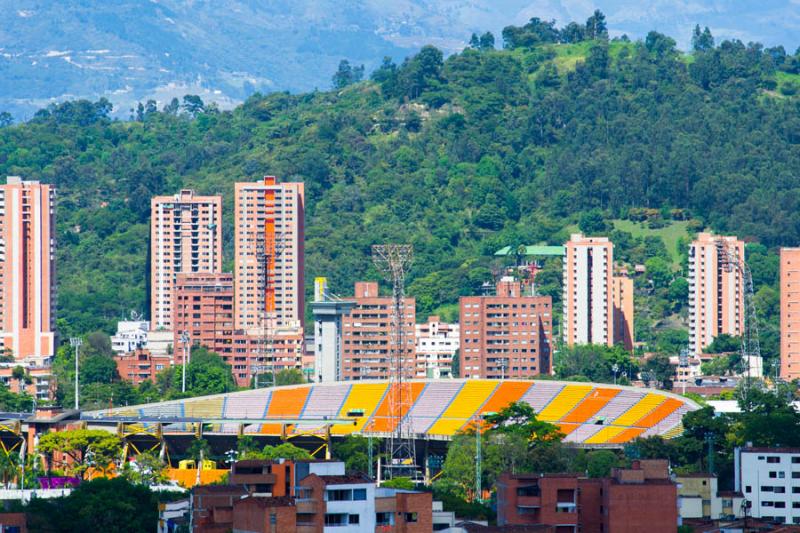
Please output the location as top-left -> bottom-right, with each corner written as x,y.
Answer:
234,176 -> 305,332
0,177 -> 56,361
150,189 -> 222,331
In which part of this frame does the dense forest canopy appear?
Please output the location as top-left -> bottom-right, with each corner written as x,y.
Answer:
0,14 -> 798,372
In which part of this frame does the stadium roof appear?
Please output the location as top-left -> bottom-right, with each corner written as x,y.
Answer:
495,245 -> 565,256
85,379 -> 698,446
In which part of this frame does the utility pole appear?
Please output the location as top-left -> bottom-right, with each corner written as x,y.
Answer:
70,337 -> 82,410
475,414 -> 482,503
181,331 -> 190,393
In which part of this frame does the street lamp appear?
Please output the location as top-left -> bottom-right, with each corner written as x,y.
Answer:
181,331 -> 190,393
612,363 -> 620,386
69,338 -> 83,410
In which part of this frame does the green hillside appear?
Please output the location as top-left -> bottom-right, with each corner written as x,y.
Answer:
0,19 -> 794,372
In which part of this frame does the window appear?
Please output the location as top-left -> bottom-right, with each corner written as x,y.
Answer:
270,513 -> 277,524
768,456 -> 781,463
404,512 -> 418,523
776,502 -> 787,509
746,486 -> 752,493
349,514 -> 360,525
353,488 -> 367,501
376,512 -> 393,526
324,514 -> 347,526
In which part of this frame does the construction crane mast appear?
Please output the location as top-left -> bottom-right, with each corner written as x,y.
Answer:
372,244 -> 417,480
714,239 -> 763,389
254,186 -> 285,389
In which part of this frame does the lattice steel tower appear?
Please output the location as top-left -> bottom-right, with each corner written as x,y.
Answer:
715,238 -> 762,405
372,244 -> 417,479
255,230 -> 285,389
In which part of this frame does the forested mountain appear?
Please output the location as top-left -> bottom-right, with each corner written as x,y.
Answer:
2,0 -> 800,119
0,18 -> 799,373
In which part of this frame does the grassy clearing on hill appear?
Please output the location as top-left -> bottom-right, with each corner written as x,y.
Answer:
612,219 -> 690,267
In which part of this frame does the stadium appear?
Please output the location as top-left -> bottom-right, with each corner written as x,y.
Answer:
83,379 -> 699,460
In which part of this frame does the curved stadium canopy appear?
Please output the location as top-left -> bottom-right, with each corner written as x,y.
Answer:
85,379 -> 699,445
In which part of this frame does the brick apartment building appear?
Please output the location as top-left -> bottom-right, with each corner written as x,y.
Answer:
0,364 -> 54,400
170,272 -> 304,387
113,349 -> 172,385
459,278 -> 553,378
0,177 -> 56,362
780,248 -> 800,380
340,281 -> 416,380
496,460 -> 678,532
192,460 -> 432,533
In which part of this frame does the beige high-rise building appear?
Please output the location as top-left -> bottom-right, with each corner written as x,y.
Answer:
563,234 -> 615,347
612,275 -> 635,351
688,233 -> 745,355
150,189 -> 222,331
0,177 -> 56,361
780,248 -> 800,380
234,176 -> 305,331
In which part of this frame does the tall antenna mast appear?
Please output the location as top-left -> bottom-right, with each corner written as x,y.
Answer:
715,239 -> 761,408
372,244 -> 417,480
254,185 -> 286,389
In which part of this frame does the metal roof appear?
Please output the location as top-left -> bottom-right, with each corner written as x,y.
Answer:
494,245 -> 565,256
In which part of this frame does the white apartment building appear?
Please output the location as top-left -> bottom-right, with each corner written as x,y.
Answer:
415,315 -> 459,378
562,234 -> 614,346
735,447 -> 800,524
111,320 -> 150,354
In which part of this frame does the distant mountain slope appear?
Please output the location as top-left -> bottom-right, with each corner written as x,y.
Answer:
1,0 -> 799,119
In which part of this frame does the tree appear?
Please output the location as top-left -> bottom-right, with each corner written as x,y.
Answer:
584,10 -> 608,40
275,368 -> 306,386
260,443 -> 312,460
182,95 -> 205,116
333,434 -> 378,474
578,209 -> 607,235
586,450 -> 620,478
703,334 -> 741,354
38,429 -> 122,478
26,477 -> 159,532
0,112 -> 12,127
478,32 -> 495,51
482,401 -> 563,444
382,476 -> 415,489
643,353 -> 675,389
167,347 -> 236,397
691,25 -> 715,52
332,60 -> 365,90
186,438 -> 211,462
121,451 -> 168,486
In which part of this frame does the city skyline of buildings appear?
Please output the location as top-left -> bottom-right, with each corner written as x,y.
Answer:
3,173 -> 793,387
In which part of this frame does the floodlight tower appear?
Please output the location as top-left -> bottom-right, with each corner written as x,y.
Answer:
714,238 -> 762,405
254,217 -> 285,389
372,244 -> 417,480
